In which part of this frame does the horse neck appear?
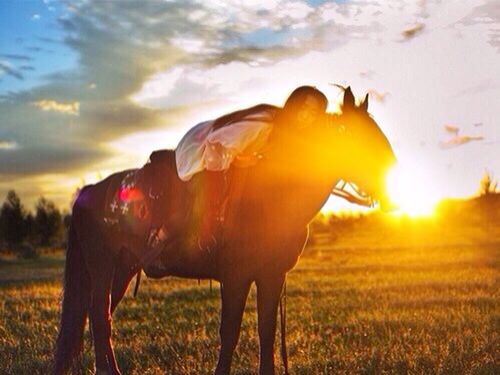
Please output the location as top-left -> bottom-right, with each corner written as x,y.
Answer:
240,132 -> 339,228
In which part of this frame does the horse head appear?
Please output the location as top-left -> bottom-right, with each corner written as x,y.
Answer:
327,86 -> 396,210
292,87 -> 396,213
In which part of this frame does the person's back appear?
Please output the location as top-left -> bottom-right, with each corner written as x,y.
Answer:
175,86 -> 328,182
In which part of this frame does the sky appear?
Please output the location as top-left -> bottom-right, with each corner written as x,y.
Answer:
0,0 -> 499,212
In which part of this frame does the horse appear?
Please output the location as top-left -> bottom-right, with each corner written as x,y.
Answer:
53,87 -> 396,375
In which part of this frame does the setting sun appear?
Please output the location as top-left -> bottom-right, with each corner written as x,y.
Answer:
386,163 -> 440,217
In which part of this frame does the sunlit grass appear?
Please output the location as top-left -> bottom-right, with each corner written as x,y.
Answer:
0,223 -> 498,374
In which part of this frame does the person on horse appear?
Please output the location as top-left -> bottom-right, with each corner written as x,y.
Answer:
176,86 -> 328,181
167,85 -> 329,251
104,86 -> 329,263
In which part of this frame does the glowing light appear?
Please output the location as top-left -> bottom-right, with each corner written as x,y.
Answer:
118,187 -> 143,201
386,163 -> 439,217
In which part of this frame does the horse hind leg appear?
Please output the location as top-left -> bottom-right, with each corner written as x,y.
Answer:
53,218 -> 90,375
256,272 -> 286,375
89,258 -> 121,375
214,279 -> 252,375
92,265 -> 136,375
80,228 -> 122,375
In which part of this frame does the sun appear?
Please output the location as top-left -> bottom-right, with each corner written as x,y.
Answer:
386,163 -> 439,217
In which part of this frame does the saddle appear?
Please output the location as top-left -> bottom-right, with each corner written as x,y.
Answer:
102,150 -> 182,258
103,149 -> 234,268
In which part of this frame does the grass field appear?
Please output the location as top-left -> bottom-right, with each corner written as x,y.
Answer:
0,215 -> 499,374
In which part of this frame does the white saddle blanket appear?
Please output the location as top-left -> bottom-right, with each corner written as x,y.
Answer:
175,110 -> 274,181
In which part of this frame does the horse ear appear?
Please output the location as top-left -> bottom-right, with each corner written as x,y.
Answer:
360,93 -> 369,111
343,86 -> 355,110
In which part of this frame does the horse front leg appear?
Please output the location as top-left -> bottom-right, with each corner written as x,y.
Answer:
214,279 -> 252,375
111,268 -> 137,314
111,251 -> 139,314
90,263 -> 121,375
256,272 -> 286,375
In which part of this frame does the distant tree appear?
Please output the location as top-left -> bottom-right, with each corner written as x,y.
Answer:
63,212 -> 72,229
0,190 -> 28,248
35,197 -> 62,246
478,171 -> 498,196
25,212 -> 36,242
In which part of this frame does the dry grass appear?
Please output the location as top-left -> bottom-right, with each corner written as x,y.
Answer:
0,219 -> 498,374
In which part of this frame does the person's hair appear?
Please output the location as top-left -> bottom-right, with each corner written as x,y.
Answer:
283,86 -> 328,114
272,86 -> 328,129
211,86 -> 327,131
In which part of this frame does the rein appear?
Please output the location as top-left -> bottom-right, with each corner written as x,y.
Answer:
279,279 -> 289,375
331,180 -> 374,207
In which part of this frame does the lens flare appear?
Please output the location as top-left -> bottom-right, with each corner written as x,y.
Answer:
386,164 -> 439,216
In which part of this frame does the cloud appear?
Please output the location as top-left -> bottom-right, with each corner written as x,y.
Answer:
2,0 -> 499,207
440,134 -> 484,149
359,70 -> 375,79
440,123 -> 485,148
456,0 -> 500,51
0,61 -> 24,80
444,124 -> 459,135
401,22 -> 425,40
26,46 -> 43,53
0,143 -> 110,175
32,99 -> 80,115
0,99 -> 112,177
0,140 -> 18,150
0,54 -> 33,61
367,89 -> 389,102
20,65 -> 35,71
38,36 -> 60,44
454,79 -> 498,97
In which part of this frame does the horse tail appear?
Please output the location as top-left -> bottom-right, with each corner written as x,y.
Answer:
53,207 -> 90,375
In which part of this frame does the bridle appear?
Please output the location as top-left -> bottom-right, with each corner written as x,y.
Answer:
332,180 -> 374,207
325,112 -> 376,208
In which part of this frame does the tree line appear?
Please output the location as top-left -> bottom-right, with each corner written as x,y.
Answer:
0,190 -> 69,258
1,172 -> 496,258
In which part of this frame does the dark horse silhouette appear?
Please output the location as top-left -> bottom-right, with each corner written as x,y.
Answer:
53,87 -> 396,375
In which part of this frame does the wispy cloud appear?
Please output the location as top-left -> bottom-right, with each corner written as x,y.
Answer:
457,0 -> 500,51
440,123 -> 484,148
444,124 -> 459,135
0,61 -> 24,80
0,54 -> 33,61
26,46 -> 43,53
440,134 -> 484,149
32,99 -> 80,115
401,22 -> 425,40
359,70 -> 375,79
367,89 -> 389,103
20,65 -> 35,71
0,140 -> 18,150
